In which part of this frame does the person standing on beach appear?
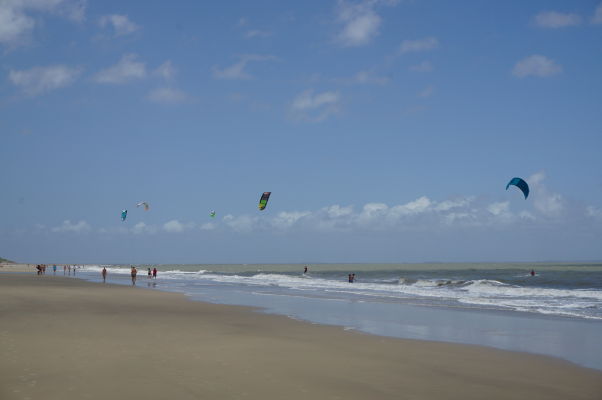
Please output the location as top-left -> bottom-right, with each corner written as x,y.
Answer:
131,266 -> 137,285
63,265 -> 66,275
152,267 -> 157,279
53,265 -> 57,274
102,267 -> 107,283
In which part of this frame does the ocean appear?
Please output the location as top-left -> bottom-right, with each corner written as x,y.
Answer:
74,262 -> 602,370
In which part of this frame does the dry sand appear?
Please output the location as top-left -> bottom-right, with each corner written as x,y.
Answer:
1,273 -> 600,400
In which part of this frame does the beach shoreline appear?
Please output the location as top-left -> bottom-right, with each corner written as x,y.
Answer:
1,273 -> 600,399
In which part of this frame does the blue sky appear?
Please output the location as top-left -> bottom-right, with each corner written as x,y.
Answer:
1,0 -> 602,264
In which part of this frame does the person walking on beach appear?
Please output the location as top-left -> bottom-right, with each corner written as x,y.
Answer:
53,264 -> 57,274
152,267 -> 157,279
131,266 -> 138,285
102,267 -> 107,283
63,265 -> 66,275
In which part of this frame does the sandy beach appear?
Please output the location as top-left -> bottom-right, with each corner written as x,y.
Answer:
1,273 -> 600,400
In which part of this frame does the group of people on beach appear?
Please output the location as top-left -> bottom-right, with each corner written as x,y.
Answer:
127,266 -> 157,285
100,266 -> 158,285
36,264 -> 79,275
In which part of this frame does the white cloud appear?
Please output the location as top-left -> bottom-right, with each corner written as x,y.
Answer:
154,61 -> 176,80
418,85 -> 434,98
147,87 -> 190,104
245,29 -> 271,38
94,54 -> 146,84
0,0 -> 86,47
212,54 -> 276,80
200,222 -> 216,231
435,197 -> 474,212
349,70 -> 390,85
512,55 -> 562,78
271,211 -> 311,229
99,14 -> 139,36
9,65 -> 82,96
527,171 -> 565,217
534,11 -> 581,28
163,220 -> 195,233
290,89 -> 340,122
586,206 -> 602,220
223,214 -> 259,233
593,4 -> 602,24
52,220 -> 91,233
335,0 -> 383,47
131,222 -> 157,235
400,37 -> 439,54
487,201 -> 510,216
409,61 -> 433,72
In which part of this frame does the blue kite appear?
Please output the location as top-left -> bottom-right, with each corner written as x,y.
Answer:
506,177 -> 529,199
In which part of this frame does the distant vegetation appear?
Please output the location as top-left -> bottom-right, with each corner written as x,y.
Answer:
0,257 -> 14,263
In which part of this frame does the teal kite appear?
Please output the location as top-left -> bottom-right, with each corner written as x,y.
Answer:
121,209 -> 128,221
506,177 -> 529,199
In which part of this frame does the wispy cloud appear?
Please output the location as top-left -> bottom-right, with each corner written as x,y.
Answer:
147,87 -> 190,104
534,11 -> 581,28
512,55 -> 562,78
337,70 -> 390,85
99,14 -> 139,36
131,222 -> 158,234
400,37 -> 439,54
528,171 -> 565,217
212,54 -> 277,80
154,61 -> 176,80
0,0 -> 86,47
409,60 -> 433,72
290,89 -> 340,122
245,29 -> 271,39
418,85 -> 434,98
94,54 -> 147,84
163,219 -> 196,233
335,0 -> 382,47
52,220 -> 91,233
593,3 -> 602,24
9,65 -> 82,96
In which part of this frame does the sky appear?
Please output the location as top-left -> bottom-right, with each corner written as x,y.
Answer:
1,0 -> 602,264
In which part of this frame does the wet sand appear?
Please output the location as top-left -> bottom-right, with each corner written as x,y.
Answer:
1,273 -> 600,400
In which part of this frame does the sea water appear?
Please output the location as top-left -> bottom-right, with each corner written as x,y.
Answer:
76,263 -> 602,370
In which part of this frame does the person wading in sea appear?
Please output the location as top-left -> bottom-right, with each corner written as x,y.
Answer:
131,266 -> 138,285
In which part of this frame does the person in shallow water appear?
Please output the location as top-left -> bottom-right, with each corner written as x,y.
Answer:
152,267 -> 157,279
530,270 -> 535,276
102,267 -> 107,283
304,266 -> 308,274
131,266 -> 137,285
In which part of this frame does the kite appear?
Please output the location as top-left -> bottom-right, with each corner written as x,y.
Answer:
136,202 -> 150,211
121,209 -> 128,221
506,177 -> 529,199
209,210 -> 216,218
258,192 -> 271,211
